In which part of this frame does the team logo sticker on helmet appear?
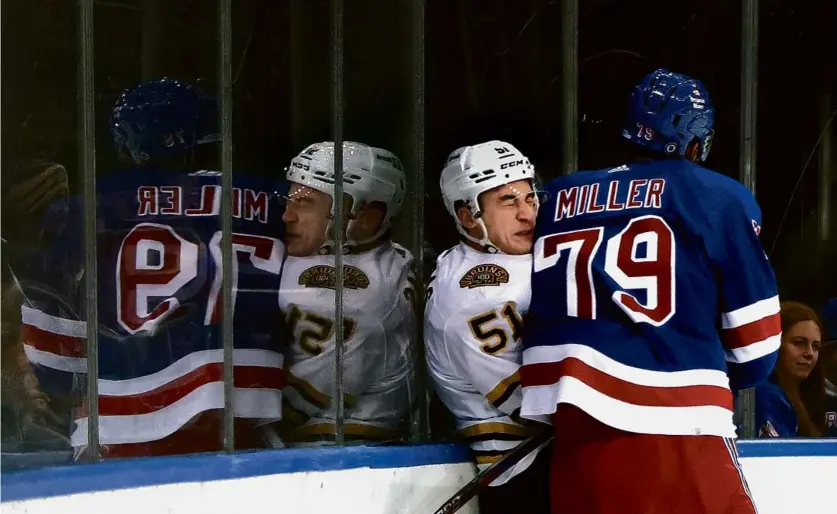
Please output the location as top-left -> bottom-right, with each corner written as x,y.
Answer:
458,264 -> 510,289
298,264 -> 370,290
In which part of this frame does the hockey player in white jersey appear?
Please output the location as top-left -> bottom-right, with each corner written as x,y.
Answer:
278,141 -> 418,445
424,141 -> 550,513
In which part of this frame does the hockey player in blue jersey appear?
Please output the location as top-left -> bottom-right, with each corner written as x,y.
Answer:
23,78 -> 288,459
520,69 -> 780,514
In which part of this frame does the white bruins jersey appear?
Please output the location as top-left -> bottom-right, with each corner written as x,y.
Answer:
425,243 -> 544,485
279,241 -> 418,445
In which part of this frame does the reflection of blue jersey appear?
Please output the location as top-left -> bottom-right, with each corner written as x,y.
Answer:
521,160 -> 781,438
23,168 -> 288,449
754,379 -> 796,437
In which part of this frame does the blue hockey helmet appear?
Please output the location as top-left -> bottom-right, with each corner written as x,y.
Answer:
622,69 -> 715,162
109,78 -> 220,164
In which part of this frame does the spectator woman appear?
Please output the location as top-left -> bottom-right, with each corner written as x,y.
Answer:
755,301 -> 826,437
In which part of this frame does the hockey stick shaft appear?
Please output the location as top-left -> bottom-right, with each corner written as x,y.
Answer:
432,427 -> 553,514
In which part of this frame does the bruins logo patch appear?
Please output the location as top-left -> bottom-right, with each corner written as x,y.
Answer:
459,264 -> 510,289
298,265 -> 370,290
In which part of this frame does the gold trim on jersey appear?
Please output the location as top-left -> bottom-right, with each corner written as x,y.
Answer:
458,264 -> 510,289
485,370 -> 521,409
458,422 -> 532,442
282,400 -> 311,426
297,264 -> 370,290
474,453 -> 505,465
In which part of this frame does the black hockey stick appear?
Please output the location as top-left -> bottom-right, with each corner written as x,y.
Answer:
432,426 -> 553,514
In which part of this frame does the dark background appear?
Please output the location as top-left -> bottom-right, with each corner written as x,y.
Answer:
2,0 -> 835,307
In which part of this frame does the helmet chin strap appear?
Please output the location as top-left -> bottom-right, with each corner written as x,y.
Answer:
457,216 -> 502,255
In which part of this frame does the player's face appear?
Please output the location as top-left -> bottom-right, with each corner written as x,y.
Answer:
282,183 -> 332,256
479,179 -> 537,255
778,320 -> 821,382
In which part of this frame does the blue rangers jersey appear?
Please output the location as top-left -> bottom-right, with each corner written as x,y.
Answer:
754,378 -> 797,437
22,168 -> 287,452
520,160 -> 781,438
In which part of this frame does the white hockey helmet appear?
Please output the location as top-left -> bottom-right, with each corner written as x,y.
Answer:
286,141 -> 406,252
440,140 -> 536,253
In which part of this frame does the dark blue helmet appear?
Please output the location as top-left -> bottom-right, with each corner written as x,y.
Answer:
622,69 -> 715,162
109,78 -> 220,165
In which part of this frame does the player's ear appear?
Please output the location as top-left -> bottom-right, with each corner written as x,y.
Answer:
456,205 -> 478,230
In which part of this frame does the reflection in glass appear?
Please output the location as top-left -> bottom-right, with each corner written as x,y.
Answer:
2,0 -> 82,470
2,160 -> 80,469
76,78 -> 285,459
278,142 -> 418,446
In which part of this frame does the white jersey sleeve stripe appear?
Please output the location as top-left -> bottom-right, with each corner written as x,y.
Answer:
23,345 -> 87,373
72,387 -> 282,446
725,334 -> 781,364
721,295 -> 780,329
521,377 -> 736,437
96,348 -> 283,396
21,305 -> 86,338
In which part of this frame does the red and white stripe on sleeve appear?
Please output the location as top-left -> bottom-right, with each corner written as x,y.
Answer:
21,305 -> 87,373
720,295 -> 781,364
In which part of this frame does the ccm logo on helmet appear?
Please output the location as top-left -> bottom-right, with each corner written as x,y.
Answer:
500,160 -> 525,170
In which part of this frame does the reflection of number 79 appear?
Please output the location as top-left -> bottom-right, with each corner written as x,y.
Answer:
286,305 -> 357,356
468,302 -> 523,355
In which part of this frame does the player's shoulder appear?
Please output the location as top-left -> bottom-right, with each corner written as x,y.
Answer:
388,242 -> 414,266
549,160 -> 757,210
678,161 -> 753,198
430,244 -> 529,311
671,161 -> 760,220
361,241 -> 413,282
